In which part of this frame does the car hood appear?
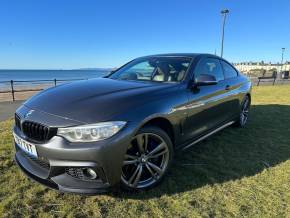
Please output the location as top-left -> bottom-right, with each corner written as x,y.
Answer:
24,78 -> 175,123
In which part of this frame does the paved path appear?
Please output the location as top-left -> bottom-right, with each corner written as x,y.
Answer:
0,101 -> 23,121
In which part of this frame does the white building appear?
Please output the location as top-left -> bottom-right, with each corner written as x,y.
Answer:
234,62 -> 290,73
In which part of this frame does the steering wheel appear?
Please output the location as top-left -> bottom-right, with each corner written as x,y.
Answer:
119,72 -> 138,80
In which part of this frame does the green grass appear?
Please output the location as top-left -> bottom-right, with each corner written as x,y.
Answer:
1,85 -> 290,217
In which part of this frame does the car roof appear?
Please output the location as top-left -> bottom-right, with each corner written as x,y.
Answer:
141,53 -> 219,59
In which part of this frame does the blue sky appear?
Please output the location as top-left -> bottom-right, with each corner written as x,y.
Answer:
0,0 -> 290,69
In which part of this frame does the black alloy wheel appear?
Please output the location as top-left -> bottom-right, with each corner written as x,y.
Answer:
236,95 -> 251,127
121,126 -> 173,191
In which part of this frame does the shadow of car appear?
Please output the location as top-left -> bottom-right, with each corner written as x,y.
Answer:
115,104 -> 290,199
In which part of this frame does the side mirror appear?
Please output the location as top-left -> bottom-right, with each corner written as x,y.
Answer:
194,74 -> 218,86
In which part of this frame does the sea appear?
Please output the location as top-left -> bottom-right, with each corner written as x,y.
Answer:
0,69 -> 111,91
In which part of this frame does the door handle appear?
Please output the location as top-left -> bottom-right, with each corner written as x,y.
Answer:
225,85 -> 231,90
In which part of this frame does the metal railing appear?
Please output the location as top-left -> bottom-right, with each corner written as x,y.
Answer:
0,78 -> 87,101
0,76 -> 289,102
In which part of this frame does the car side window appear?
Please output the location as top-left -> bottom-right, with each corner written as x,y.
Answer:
221,61 -> 238,79
195,58 -> 224,82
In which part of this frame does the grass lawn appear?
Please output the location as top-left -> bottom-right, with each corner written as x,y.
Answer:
1,85 -> 290,218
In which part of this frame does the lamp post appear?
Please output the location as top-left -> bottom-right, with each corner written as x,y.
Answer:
281,48 -> 285,72
220,9 -> 229,58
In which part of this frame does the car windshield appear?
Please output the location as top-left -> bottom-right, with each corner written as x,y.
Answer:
109,57 -> 192,83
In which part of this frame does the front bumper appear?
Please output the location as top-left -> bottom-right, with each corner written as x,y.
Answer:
13,122 -> 136,194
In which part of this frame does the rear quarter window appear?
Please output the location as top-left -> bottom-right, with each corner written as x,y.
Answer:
221,61 -> 238,79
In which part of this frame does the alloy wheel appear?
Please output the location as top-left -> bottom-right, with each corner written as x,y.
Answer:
240,97 -> 250,125
121,133 -> 170,189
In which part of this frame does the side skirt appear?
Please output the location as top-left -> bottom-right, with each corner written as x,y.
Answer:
182,121 -> 235,150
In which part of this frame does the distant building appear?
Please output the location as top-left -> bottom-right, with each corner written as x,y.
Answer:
234,61 -> 290,73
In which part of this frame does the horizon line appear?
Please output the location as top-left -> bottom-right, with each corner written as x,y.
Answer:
0,67 -> 114,71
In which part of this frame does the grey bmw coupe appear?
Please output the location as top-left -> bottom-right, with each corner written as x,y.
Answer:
13,54 -> 252,194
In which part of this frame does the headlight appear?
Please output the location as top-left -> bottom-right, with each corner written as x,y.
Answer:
57,121 -> 126,142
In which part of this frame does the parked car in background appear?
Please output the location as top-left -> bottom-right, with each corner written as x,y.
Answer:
13,53 -> 252,194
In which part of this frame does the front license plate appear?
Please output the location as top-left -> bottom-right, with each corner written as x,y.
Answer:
13,133 -> 38,157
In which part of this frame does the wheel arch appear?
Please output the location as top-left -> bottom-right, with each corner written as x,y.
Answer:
246,93 -> 251,102
242,93 -> 251,106
137,116 -> 175,147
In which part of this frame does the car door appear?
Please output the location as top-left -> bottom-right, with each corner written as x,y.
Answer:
220,60 -> 243,119
183,57 -> 232,141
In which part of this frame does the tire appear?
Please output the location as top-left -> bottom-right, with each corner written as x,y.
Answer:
234,95 -> 251,127
120,126 -> 174,191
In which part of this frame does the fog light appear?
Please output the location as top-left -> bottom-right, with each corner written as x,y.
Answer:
66,167 -> 98,180
84,168 -> 97,180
